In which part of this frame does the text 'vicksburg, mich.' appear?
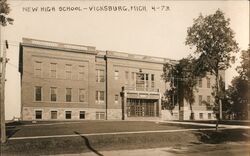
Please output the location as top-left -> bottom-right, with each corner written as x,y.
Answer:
22,5 -> 170,12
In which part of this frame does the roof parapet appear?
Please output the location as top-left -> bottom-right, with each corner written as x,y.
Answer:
22,38 -> 96,52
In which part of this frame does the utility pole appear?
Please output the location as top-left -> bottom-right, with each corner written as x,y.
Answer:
1,40 -> 8,143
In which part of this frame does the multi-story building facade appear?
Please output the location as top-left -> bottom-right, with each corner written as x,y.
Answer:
19,38 -> 222,121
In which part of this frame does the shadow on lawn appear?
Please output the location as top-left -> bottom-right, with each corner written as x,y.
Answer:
6,126 -> 20,138
74,131 -> 103,156
193,129 -> 250,144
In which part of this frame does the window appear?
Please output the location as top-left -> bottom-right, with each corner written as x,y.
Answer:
50,87 -> 57,101
65,64 -> 72,79
79,89 -> 85,102
198,78 -> 202,88
125,71 -> 129,85
114,70 -> 119,80
96,91 -> 104,103
34,61 -> 42,77
79,111 -> 85,119
96,112 -> 105,120
35,110 -> 42,119
131,72 -> 135,86
50,63 -> 57,78
207,77 -> 211,88
199,113 -> 203,119
198,95 -> 202,106
96,69 -> 104,82
65,111 -> 71,119
115,94 -> 119,103
100,91 -> 104,101
66,88 -> 72,102
78,65 -> 84,80
51,111 -> 57,119
207,96 -> 211,104
151,74 -> 155,89
208,113 -> 212,119
35,86 -> 42,101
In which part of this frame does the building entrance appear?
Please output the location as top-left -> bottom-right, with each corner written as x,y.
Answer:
127,99 -> 159,117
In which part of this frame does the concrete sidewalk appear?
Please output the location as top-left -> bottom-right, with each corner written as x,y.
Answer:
50,142 -> 250,156
159,120 -> 250,129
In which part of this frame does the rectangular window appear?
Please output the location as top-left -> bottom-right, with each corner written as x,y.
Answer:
207,77 -> 211,88
79,89 -> 85,102
131,72 -> 135,87
145,74 -> 149,90
198,78 -> 202,88
50,87 -> 57,101
95,91 -> 99,101
65,111 -> 71,119
35,110 -> 42,119
34,61 -> 42,77
207,96 -> 211,104
100,91 -> 104,101
151,74 -> 155,88
115,94 -> 119,103
65,64 -> 72,79
125,71 -> 129,85
96,112 -> 105,120
114,70 -> 119,80
96,91 -> 104,103
78,65 -> 84,80
50,63 -> 57,78
199,113 -> 203,119
198,95 -> 202,106
66,88 -> 72,102
208,113 -> 212,119
96,69 -> 104,82
35,86 -> 42,101
79,111 -> 85,119
51,111 -> 57,119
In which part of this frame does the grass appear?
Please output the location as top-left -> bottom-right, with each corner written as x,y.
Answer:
1,121 -> 250,156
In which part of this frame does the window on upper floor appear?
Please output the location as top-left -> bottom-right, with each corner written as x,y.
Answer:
50,87 -> 57,101
114,70 -> 119,80
115,94 -> 119,103
207,96 -> 211,104
96,91 -> 104,103
198,78 -> 202,88
78,65 -> 85,80
66,88 -> 72,102
65,64 -> 72,79
50,63 -> 57,78
35,86 -> 42,101
151,74 -> 155,89
34,61 -> 42,77
198,95 -> 202,106
207,77 -> 211,88
125,71 -> 129,85
79,89 -> 85,102
96,69 -> 104,82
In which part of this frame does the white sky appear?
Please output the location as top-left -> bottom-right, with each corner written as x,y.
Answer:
2,0 -> 249,120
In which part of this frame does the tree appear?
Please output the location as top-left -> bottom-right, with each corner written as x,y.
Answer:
162,56 -> 197,120
185,9 -> 239,129
0,0 -> 13,26
225,76 -> 248,119
224,47 -> 249,120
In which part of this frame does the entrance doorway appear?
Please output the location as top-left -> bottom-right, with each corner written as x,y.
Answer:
127,99 -> 159,117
